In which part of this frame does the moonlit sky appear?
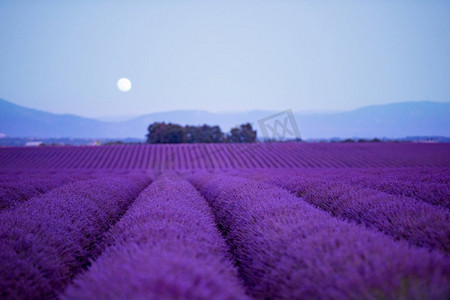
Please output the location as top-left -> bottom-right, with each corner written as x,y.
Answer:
0,1 -> 449,118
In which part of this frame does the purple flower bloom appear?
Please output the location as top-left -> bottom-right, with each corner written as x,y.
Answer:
190,173 -> 450,299
0,173 -> 150,299
235,170 -> 450,253
62,171 -> 248,300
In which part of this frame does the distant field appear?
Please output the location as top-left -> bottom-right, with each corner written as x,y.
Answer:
1,142 -> 449,170
1,143 -> 449,299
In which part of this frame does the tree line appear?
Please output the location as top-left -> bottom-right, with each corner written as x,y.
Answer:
146,122 -> 257,143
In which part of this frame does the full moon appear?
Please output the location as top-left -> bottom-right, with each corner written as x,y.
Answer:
117,78 -> 132,92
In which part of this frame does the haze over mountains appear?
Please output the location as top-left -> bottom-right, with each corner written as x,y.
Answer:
0,98 -> 449,140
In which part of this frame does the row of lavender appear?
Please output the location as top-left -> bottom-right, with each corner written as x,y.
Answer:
62,172 -> 248,299
191,174 -> 450,299
1,143 -> 449,170
259,167 -> 450,209
0,170 -> 249,299
1,167 -> 449,299
188,173 -> 450,299
0,169 -> 150,210
61,171 -> 449,299
0,171 -> 151,299
229,168 -> 450,253
0,172 -> 99,210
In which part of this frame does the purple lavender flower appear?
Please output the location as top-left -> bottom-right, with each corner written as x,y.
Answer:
190,173 -> 450,299
62,171 -> 248,300
0,174 -> 150,299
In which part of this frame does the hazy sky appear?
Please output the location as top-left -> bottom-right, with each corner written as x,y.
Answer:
0,0 -> 449,118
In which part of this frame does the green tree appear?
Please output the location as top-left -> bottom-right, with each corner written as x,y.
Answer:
146,122 -> 186,144
146,122 -> 254,143
227,123 -> 257,143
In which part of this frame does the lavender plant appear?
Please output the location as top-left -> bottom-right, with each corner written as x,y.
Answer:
62,171 -> 248,300
0,174 -> 150,299
190,173 -> 450,299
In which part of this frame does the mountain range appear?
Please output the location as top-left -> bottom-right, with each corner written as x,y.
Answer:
0,98 -> 449,140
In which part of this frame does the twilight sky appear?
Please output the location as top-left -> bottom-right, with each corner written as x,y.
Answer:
0,0 -> 449,118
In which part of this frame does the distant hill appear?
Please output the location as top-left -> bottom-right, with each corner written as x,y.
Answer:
299,101 -> 450,138
0,99 -> 108,138
0,98 -> 449,139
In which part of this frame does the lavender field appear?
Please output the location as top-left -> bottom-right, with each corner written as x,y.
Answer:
0,143 -> 449,299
